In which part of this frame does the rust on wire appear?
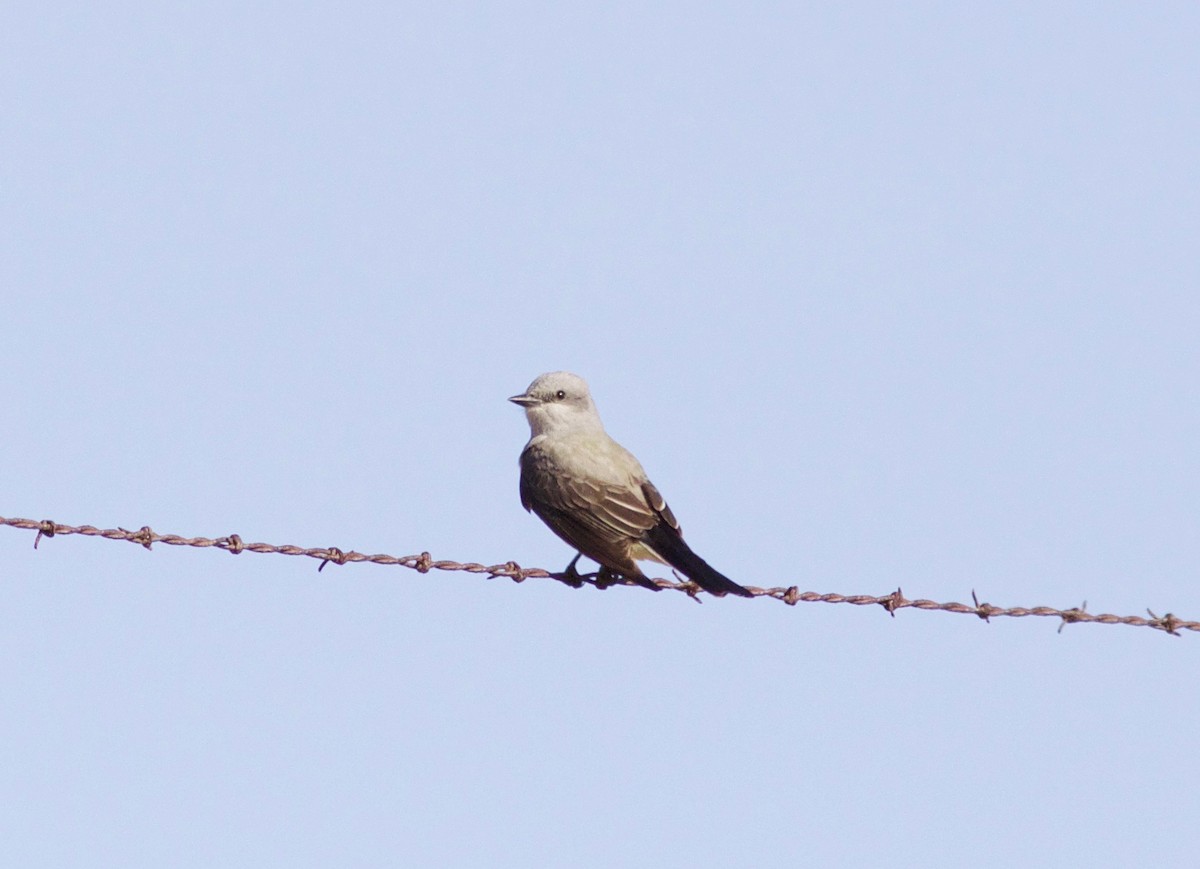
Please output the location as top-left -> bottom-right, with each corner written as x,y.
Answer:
1,513 -> 1196,637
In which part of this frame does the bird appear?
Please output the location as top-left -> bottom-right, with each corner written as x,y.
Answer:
509,371 -> 753,598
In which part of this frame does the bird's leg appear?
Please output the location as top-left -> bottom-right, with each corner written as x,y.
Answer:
559,553 -> 585,588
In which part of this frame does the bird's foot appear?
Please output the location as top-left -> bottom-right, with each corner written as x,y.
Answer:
559,554 -> 585,588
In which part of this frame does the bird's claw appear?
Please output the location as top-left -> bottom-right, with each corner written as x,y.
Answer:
559,553 -> 586,588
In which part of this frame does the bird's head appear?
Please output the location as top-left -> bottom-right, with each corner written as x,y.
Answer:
509,371 -> 604,436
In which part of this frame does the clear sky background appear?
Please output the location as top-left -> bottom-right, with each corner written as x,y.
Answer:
3,4 -> 1198,867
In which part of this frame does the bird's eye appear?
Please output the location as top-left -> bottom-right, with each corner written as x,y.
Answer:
555,390 -> 566,400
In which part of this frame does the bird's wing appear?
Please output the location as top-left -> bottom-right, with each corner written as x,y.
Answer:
519,445 -> 658,542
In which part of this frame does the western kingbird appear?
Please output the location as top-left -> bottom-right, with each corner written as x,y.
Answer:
509,371 -> 753,598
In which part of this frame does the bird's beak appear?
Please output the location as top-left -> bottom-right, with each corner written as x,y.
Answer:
508,393 -> 538,407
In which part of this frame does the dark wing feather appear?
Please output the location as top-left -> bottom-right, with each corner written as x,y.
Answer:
640,481 -> 678,531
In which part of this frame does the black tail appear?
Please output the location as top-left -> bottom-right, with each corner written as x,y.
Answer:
642,524 -> 754,598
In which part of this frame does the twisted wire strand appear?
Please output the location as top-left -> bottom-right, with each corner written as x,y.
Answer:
1,514 -> 1192,636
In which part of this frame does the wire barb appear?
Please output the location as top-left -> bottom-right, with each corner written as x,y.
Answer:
1057,601 -> 1088,634
971,589 -> 992,622
318,547 -> 347,572
880,587 -> 907,617
34,519 -> 56,549
1147,609 -> 1182,637
2,514 -> 1195,638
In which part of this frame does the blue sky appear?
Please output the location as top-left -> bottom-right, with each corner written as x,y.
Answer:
3,3 -> 1198,866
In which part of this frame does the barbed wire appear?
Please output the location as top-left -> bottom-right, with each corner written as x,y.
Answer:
1,513 -> 1193,637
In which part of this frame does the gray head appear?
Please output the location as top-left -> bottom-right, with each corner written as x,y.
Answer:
509,371 -> 604,436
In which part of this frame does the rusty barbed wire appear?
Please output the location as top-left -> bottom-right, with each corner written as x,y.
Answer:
1,514 -> 1193,637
